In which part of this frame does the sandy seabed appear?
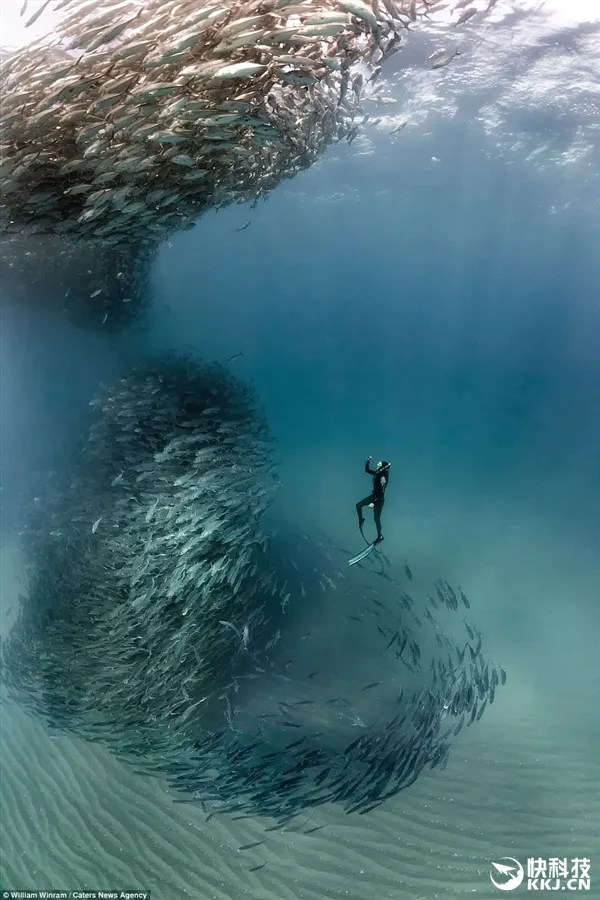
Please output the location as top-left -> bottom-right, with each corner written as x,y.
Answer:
1,497 -> 598,900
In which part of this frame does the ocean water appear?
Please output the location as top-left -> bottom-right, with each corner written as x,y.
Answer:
1,2 -> 600,898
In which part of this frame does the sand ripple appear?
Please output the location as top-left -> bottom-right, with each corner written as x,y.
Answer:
1,683 -> 598,899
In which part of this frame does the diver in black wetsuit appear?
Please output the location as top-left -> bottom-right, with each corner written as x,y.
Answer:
356,457 -> 391,544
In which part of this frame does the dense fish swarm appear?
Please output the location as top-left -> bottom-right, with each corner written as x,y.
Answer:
1,354 -> 279,755
1,354 -> 507,821
0,0 -> 436,247
157,546 -> 508,820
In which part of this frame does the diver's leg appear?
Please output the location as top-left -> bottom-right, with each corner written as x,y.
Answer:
374,499 -> 384,541
356,495 -> 372,528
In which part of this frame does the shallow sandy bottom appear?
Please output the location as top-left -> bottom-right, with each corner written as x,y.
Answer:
1,698 -> 597,899
1,495 -> 598,899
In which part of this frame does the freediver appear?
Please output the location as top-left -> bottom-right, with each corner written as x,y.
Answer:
356,457 -> 391,544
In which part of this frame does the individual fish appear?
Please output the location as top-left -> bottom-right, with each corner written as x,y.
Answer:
385,630 -> 400,650
431,48 -> 460,69
453,715 -> 465,736
213,62 -> 266,81
238,841 -> 265,851
475,698 -> 488,720
24,0 -> 52,28
337,0 -> 378,28
428,47 -> 448,63
424,608 -> 436,627
236,221 -> 251,232
454,7 -> 477,26
171,155 -> 196,167
390,119 -> 408,135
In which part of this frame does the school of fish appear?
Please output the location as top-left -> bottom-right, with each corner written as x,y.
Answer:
0,0 -> 491,329
0,353 -> 506,827
0,0 -> 504,833
1,355 -> 279,756
0,0 -> 442,249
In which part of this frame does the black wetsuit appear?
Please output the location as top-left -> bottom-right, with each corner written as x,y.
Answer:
356,461 -> 389,540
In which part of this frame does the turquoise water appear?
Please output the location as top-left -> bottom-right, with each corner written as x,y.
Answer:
1,3 -> 599,897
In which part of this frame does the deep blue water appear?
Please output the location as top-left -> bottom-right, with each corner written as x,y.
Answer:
2,117 -> 599,546
145,119 -> 600,532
